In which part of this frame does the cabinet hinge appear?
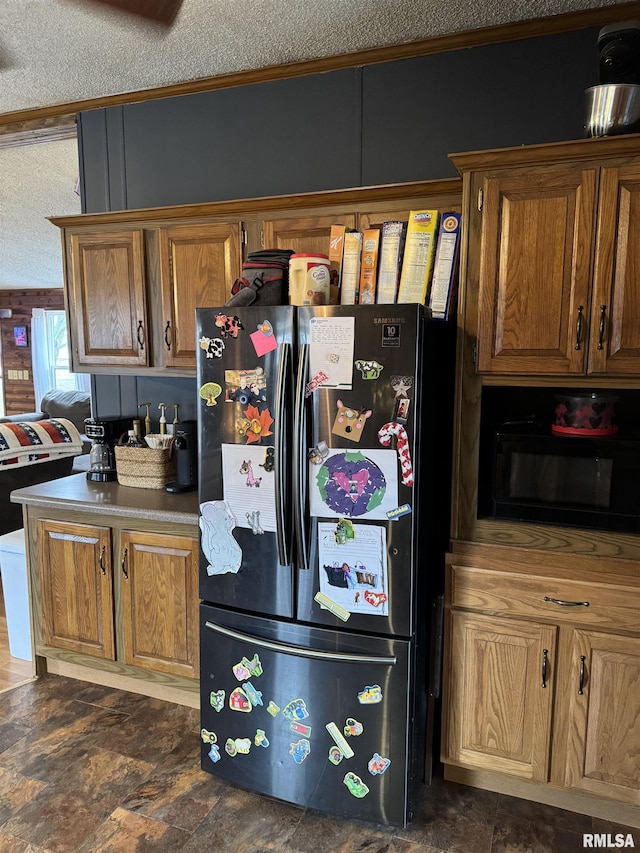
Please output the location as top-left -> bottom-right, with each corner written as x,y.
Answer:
472,340 -> 478,366
241,227 -> 248,247
260,228 -> 264,249
477,188 -> 483,212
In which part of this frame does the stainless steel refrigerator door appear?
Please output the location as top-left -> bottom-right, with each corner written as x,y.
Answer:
294,305 -> 425,638
199,603 -> 419,827
197,306 -> 295,619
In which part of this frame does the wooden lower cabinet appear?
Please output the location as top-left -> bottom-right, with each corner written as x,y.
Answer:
37,518 -> 199,681
120,530 -> 198,679
38,519 -> 115,660
446,611 -> 556,781
443,548 -> 640,811
565,629 -> 640,805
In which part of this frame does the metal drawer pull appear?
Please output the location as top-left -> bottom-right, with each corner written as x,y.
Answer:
575,305 -> 583,350
98,545 -> 106,575
164,320 -> 171,350
578,654 -> 586,695
541,648 -> 548,688
544,596 -> 589,607
121,547 -> 128,579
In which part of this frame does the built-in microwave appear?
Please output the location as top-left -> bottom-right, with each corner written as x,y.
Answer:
492,427 -> 640,533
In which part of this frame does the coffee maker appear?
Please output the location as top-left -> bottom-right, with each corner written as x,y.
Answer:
85,417 -> 130,482
166,420 -> 197,493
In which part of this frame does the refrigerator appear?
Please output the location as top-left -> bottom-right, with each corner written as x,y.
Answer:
196,304 -> 454,827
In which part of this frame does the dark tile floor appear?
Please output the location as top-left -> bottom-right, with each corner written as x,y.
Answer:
0,674 -> 636,852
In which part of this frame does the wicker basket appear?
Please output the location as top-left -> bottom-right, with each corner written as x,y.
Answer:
114,445 -> 175,489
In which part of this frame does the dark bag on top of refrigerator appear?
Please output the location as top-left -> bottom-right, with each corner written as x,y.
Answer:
225,249 -> 294,307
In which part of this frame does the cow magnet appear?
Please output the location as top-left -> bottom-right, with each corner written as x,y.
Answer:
199,336 -> 225,358
355,359 -> 383,380
214,313 -> 244,338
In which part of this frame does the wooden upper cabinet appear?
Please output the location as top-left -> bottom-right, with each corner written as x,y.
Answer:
68,229 -> 149,368
38,519 -> 115,660
157,222 -> 242,369
262,213 -> 356,256
565,629 -> 640,805
589,162 -> 640,375
476,166 -> 598,375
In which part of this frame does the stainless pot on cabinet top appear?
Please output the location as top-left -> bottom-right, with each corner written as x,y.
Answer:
585,83 -> 640,136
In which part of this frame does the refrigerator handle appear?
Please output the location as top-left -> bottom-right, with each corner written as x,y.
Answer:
293,341 -> 310,570
204,620 -> 397,665
274,341 -> 290,567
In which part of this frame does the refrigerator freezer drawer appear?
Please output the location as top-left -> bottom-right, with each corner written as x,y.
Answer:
199,603 -> 420,827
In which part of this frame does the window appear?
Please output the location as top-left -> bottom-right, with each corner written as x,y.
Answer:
31,308 -> 90,402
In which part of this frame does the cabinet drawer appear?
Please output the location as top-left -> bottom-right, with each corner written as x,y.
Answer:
449,564 -> 640,632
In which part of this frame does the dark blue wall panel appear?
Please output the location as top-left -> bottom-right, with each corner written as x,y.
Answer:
85,26 -> 601,417
120,69 -> 362,209
361,28 -> 599,184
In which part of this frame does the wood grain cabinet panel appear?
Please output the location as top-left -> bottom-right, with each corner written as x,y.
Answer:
38,519 -> 115,660
475,166 -> 597,375
453,142 -> 640,378
157,222 -> 242,369
262,213 -> 356,257
446,611 -> 556,781
120,530 -> 199,679
589,162 -> 640,375
565,629 -> 640,804
68,229 -> 148,368
443,547 -> 640,810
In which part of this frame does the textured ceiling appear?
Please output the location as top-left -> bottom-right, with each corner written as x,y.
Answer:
0,0 -> 632,290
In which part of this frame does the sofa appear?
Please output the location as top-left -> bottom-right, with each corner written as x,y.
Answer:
0,389 -> 91,440
0,390 -> 91,536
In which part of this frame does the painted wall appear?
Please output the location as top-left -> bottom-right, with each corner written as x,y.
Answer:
76,26 -> 600,418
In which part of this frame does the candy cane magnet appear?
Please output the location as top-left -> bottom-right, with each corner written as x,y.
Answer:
378,422 -> 413,487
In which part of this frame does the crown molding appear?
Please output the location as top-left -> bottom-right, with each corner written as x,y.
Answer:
2,2 -> 639,132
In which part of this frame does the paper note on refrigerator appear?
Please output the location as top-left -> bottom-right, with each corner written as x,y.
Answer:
310,448 -> 398,520
317,522 -> 388,616
221,443 -> 276,532
308,316 -> 355,390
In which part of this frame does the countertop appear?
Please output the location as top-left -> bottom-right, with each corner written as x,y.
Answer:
11,472 -> 199,526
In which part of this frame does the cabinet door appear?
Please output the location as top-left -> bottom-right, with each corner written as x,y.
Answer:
565,629 -> 640,805
68,229 -> 149,367
445,611 -> 556,780
589,162 -> 640,375
38,519 -> 115,660
120,531 -> 198,679
262,214 -> 356,256
476,167 -> 597,374
158,222 -> 242,369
